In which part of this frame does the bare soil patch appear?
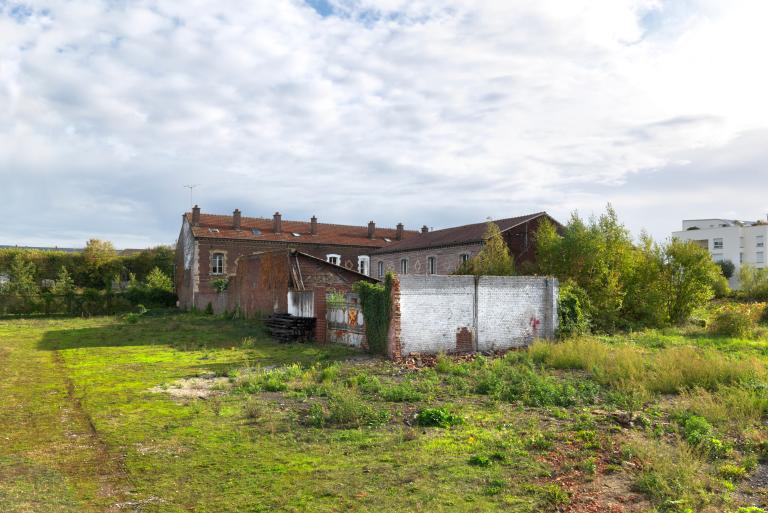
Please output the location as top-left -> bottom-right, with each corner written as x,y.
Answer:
150,373 -> 230,399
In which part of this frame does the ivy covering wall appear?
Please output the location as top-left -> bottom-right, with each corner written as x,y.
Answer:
354,272 -> 393,355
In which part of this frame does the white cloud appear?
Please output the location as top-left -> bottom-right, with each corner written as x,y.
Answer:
0,0 -> 767,247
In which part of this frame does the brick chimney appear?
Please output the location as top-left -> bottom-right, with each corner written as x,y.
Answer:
396,223 -> 404,241
192,205 -> 200,226
368,221 -> 375,239
311,215 -> 318,235
233,209 -> 241,230
421,225 -> 429,234
273,212 -> 282,233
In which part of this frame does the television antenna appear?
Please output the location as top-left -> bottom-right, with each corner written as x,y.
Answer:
183,184 -> 200,208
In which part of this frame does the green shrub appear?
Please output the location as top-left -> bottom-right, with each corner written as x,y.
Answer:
557,281 -> 590,337
499,367 -> 599,407
468,454 -> 491,467
235,364 -> 303,393
680,415 -> 712,446
718,463 -> 747,481
739,265 -> 768,300
318,362 -> 341,383
380,382 -> 422,402
415,407 -> 463,428
709,304 -> 756,337
434,353 -> 453,374
346,372 -> 382,394
325,391 -> 390,428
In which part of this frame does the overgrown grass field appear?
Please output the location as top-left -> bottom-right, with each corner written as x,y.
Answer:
1,310 -> 767,512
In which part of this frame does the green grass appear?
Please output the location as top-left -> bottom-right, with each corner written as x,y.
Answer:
1,311 -> 767,512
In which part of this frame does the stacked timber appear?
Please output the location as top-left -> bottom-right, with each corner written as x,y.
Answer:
265,313 -> 316,343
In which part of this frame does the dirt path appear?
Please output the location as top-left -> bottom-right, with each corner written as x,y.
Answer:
0,322 -> 131,513
50,350 -> 131,512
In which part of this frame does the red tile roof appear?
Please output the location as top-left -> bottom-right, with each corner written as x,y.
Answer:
372,212 -> 557,254
187,212 -> 418,248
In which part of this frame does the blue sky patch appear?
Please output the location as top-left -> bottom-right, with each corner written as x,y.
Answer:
305,0 -> 335,18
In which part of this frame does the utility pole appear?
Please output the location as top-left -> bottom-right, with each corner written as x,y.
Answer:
183,184 -> 200,208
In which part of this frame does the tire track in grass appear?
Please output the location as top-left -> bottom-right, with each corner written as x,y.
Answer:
51,349 -> 132,513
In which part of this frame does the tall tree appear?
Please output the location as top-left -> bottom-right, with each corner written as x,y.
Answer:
454,221 -> 515,276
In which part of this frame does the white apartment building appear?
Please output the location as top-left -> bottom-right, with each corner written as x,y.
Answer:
672,218 -> 768,289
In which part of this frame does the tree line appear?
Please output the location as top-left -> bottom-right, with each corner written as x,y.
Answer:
0,240 -> 176,315
456,206 -> 728,335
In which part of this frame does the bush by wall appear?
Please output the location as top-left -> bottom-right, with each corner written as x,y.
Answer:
354,273 -> 394,355
536,205 -> 723,333
557,281 -> 590,338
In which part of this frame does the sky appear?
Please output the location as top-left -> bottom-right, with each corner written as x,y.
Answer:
1,0 -> 767,248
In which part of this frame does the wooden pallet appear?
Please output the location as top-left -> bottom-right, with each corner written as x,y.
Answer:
265,313 -> 316,343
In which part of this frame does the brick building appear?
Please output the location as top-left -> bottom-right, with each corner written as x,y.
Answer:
226,249 -> 377,341
370,212 -> 561,278
174,206 -> 417,311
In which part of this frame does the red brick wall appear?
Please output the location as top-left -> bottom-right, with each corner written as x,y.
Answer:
193,239 -> 377,303
386,275 -> 402,359
226,251 -> 376,321
226,251 -> 290,317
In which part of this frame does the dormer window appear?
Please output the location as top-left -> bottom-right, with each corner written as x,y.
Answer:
292,232 -> 301,237
326,254 -> 341,266
251,228 -> 262,236
209,228 -> 220,233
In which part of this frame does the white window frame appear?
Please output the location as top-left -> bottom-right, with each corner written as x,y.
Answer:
713,238 -> 724,250
211,252 -> 225,275
326,254 -> 341,266
460,253 -> 470,264
757,251 -> 765,264
400,258 -> 408,275
357,256 -> 370,276
427,256 -> 436,275
377,261 -> 384,278
757,235 -> 765,248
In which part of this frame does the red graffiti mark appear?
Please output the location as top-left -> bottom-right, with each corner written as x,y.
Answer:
530,317 -> 541,330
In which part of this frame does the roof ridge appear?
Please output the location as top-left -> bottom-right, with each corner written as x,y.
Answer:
420,212 -> 548,234
192,212 -> 415,232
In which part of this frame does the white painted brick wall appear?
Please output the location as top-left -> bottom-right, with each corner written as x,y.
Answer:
397,275 -> 557,355
399,275 -> 476,355
477,276 -> 556,351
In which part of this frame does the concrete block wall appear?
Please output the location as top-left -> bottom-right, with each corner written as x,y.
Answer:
390,275 -> 557,356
